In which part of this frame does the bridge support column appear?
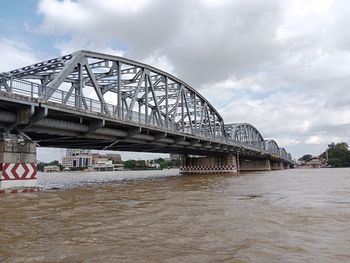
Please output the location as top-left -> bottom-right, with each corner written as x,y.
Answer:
283,163 -> 290,169
239,159 -> 271,171
180,154 -> 237,174
271,161 -> 284,170
0,134 -> 39,193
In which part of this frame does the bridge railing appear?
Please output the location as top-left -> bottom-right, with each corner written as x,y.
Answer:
0,77 -> 293,162
1,78 -> 222,138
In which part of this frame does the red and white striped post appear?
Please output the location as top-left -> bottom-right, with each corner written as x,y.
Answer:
0,135 -> 40,194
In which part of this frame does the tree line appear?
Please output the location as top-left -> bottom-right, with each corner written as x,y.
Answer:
320,142 -> 350,167
299,142 -> 350,167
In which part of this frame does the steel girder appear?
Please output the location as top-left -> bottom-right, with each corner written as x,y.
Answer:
0,50 -> 224,140
224,123 -> 265,150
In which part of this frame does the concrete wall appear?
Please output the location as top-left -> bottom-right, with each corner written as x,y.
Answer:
0,135 -> 37,189
0,137 -> 36,163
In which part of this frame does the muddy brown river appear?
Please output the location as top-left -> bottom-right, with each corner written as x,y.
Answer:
0,168 -> 349,262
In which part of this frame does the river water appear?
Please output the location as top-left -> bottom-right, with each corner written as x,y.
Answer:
0,168 -> 349,263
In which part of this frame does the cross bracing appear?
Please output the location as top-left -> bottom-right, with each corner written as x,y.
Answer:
0,50 -> 293,162
265,140 -> 280,156
224,123 -> 291,160
224,123 -> 265,150
1,50 -> 224,140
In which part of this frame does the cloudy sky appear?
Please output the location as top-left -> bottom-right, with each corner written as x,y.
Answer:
1,0 -> 349,161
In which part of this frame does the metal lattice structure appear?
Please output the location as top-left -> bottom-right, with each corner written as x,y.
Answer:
1,50 -> 224,140
279,148 -> 288,159
0,50 -> 293,162
265,140 -> 280,156
224,123 -> 265,150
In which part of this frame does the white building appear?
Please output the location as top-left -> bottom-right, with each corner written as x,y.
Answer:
44,165 -> 60,172
62,149 -> 92,168
92,158 -> 124,171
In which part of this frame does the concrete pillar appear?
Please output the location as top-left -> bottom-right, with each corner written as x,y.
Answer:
283,163 -> 290,169
239,159 -> 271,171
271,161 -> 284,170
180,154 -> 237,174
0,134 -> 39,193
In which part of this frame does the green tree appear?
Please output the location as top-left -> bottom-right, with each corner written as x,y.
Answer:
37,162 -> 45,172
135,160 -> 146,169
320,142 -> 350,167
123,160 -> 146,170
124,160 -> 136,169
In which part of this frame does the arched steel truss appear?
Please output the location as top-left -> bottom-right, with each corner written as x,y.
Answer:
1,50 -> 224,140
265,140 -> 280,156
0,50 -> 292,161
224,124 -> 292,161
224,123 -> 265,150
279,148 -> 288,159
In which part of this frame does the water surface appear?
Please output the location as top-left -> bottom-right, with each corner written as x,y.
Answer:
0,168 -> 349,262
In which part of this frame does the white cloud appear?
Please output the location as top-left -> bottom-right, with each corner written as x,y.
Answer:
21,0 -> 350,158
0,39 -> 38,71
305,135 -> 323,145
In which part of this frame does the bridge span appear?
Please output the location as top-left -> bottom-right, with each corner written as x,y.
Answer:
0,50 -> 293,191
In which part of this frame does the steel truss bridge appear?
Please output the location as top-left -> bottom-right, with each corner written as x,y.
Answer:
0,50 -> 293,164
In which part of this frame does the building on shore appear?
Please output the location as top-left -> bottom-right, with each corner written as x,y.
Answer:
298,156 -> 327,168
62,149 -> 92,168
62,149 -> 123,171
92,153 -> 122,165
144,160 -> 161,169
44,165 -> 60,172
92,158 -> 124,171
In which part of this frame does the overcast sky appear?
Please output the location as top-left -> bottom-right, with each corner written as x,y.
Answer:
1,0 -> 349,161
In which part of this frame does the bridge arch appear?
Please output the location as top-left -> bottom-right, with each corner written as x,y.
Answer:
225,123 -> 265,150
1,50 -> 225,140
279,148 -> 288,159
265,140 -> 279,155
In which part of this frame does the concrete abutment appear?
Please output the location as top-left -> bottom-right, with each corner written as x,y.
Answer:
0,134 -> 39,193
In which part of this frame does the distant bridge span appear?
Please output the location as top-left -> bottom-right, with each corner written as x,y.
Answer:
0,50 -> 293,190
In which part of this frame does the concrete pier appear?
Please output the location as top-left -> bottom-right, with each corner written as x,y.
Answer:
283,163 -> 291,169
239,159 -> 271,171
180,155 -> 290,174
180,154 -> 237,174
271,161 -> 284,170
0,134 -> 39,192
